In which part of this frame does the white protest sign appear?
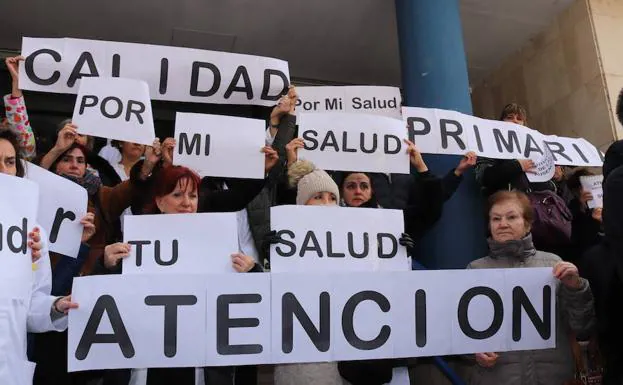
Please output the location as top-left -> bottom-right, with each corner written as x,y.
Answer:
580,175 -> 604,209
298,112 -> 409,174
25,162 -> 88,258
20,37 -> 290,107
68,268 -> 557,371
270,206 -> 409,273
296,86 -> 402,119
173,112 -> 265,179
0,173 -> 38,300
68,274 -> 208,371
526,143 -> 556,183
71,77 -> 155,145
123,213 -> 238,275
403,107 -> 603,167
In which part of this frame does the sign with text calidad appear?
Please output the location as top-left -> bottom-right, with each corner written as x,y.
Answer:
403,107 -> 603,167
19,37 -> 290,107
298,112 -> 409,174
0,173 -> 38,300
25,162 -> 88,259
67,268 -> 557,371
71,77 -> 156,146
295,86 -> 402,119
269,205 -> 410,273
173,112 -> 265,179
122,213 -> 239,275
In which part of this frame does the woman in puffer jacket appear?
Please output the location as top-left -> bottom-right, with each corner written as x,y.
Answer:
467,190 -> 594,385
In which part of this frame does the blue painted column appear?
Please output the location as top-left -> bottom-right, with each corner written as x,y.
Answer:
395,0 -> 486,269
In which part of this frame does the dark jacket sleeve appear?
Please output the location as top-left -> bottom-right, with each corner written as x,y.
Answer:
51,244 -> 90,296
570,199 -> 602,261
441,169 -> 463,202
403,171 -> 444,240
200,178 -> 266,213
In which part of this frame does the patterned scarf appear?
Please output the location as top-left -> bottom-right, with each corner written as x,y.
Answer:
487,233 -> 537,261
60,169 -> 102,196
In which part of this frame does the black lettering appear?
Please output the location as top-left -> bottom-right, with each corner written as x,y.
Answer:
524,134 -> 544,158
112,54 -> 121,78
512,286 -> 552,341
440,119 -> 466,150
348,232 -> 369,258
282,292 -> 330,353
224,66 -> 253,100
145,295 -> 198,358
67,52 -> 100,88
159,58 -> 169,95
75,295 -> 135,360
472,125 -> 484,152
415,290 -> 427,348
179,133 -> 201,156
457,286 -> 504,340
100,96 -> 123,119
217,294 -> 263,355
79,95 -> 99,115
326,232 -> 345,258
384,135 -> 401,154
342,131 -> 357,153
320,131 -> 339,152
360,132 -> 377,154
302,130 -> 319,150
572,144 -> 589,163
326,98 -> 340,110
300,231 -> 323,258
127,240 -> 151,267
493,128 -> 521,154
352,97 -> 362,110
407,117 -> 431,142
190,62 -> 221,97
377,233 -> 398,259
154,240 -> 178,266
49,208 -> 77,243
274,230 -> 296,257
260,69 -> 289,101
8,218 -> 28,254
544,141 -> 572,162
125,100 -> 145,124
342,291 -> 391,350
24,49 -> 61,86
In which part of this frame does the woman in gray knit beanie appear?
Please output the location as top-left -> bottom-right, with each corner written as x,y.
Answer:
273,139 -> 348,385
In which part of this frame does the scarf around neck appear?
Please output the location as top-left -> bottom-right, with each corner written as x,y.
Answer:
60,169 -> 102,196
487,233 -> 537,260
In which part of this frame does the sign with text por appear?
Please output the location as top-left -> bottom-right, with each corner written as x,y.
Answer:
20,37 -> 290,107
25,162 -> 88,259
580,175 -> 604,209
296,86 -> 402,119
173,113 -> 265,179
0,173 -> 38,300
526,143 -> 556,183
71,77 -> 156,145
68,268 -> 557,371
403,107 -> 603,167
270,205 -> 410,273
122,213 -> 239,275
298,112 -> 409,174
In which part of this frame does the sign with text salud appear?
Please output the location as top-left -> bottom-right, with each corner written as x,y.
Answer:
296,86 -> 402,119
298,112 -> 409,174
20,37 -> 290,107
580,175 -> 604,209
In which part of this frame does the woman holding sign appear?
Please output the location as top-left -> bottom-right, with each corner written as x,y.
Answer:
0,129 -> 79,385
467,190 -> 594,385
